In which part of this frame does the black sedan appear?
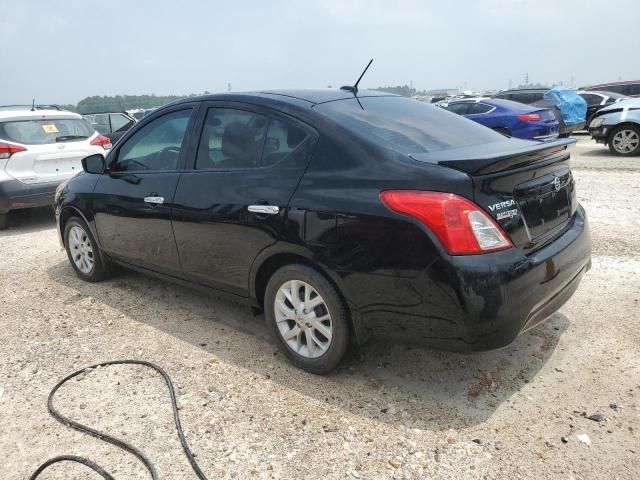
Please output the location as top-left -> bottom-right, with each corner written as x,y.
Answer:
55,90 -> 592,373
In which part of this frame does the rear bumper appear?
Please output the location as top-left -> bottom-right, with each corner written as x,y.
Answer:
351,206 -> 591,351
0,179 -> 60,214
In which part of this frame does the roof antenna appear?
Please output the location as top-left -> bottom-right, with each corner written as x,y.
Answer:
340,58 -> 373,94
31,98 -> 36,111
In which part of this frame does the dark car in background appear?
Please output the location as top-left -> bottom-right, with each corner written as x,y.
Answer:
493,87 -> 585,136
578,90 -> 628,125
589,98 -> 640,156
493,88 -> 549,104
440,98 -> 559,141
55,90 -> 591,373
82,112 -> 136,143
581,80 -> 640,98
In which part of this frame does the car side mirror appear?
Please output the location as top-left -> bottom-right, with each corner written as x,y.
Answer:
81,154 -> 106,174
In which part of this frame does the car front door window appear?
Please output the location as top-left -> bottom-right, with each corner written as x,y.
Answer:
115,109 -> 192,172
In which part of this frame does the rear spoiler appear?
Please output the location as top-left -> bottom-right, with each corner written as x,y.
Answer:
409,138 -> 575,175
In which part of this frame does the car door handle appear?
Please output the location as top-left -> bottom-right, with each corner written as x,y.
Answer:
247,205 -> 279,215
144,196 -> 164,205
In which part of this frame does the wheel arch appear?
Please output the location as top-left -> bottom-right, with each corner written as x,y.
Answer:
606,121 -> 640,145
59,205 -> 102,249
250,248 -> 368,345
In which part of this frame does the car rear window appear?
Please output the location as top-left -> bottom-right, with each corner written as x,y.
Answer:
316,96 -> 501,153
0,118 -> 94,145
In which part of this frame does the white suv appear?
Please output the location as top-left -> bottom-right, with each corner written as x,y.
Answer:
0,107 -> 111,228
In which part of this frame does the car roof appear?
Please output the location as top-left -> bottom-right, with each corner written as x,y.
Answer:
0,109 -> 82,122
173,89 -> 396,107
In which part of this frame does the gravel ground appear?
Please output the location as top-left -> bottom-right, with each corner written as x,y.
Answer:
1,135 -> 639,479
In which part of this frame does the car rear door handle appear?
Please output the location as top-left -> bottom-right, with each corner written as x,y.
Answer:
144,196 -> 164,205
247,205 -> 279,215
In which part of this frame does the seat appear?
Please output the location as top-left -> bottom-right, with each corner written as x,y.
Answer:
218,122 -> 259,168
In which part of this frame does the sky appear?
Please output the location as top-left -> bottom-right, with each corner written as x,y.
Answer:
1,0 -> 639,104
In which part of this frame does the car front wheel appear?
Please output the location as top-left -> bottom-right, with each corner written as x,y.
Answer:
64,217 -> 110,282
264,265 -> 349,374
609,125 -> 640,156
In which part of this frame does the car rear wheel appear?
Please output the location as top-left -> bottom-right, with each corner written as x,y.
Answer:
64,217 -> 111,282
264,265 -> 349,374
609,125 -> 640,156
0,213 -> 7,230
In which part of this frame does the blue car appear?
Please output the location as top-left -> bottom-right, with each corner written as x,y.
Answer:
441,98 -> 559,141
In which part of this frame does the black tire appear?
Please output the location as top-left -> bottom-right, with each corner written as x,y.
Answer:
264,264 -> 349,374
63,216 -> 111,282
492,127 -> 511,137
0,213 -> 7,230
608,124 -> 640,156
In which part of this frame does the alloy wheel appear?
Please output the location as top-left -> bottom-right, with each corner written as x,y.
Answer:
69,225 -> 94,274
612,129 -> 640,154
274,280 -> 332,358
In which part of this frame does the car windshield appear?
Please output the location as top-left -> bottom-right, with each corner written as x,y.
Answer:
0,118 -> 94,145
315,96 -> 501,154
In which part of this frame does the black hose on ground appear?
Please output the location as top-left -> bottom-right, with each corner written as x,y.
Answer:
29,360 -> 210,479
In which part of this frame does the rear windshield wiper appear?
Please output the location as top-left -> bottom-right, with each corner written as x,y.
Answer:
55,135 -> 88,142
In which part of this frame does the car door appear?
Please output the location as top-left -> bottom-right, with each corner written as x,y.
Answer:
92,105 -> 197,275
171,103 -> 318,296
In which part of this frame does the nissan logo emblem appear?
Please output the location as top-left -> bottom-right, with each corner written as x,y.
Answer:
552,176 -> 561,191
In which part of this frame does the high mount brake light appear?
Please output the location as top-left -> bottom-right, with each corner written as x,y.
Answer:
0,142 -> 27,159
379,191 -> 513,255
90,134 -> 112,151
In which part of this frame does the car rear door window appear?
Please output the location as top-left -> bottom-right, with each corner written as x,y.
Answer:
262,118 -> 308,167
467,103 -> 494,114
110,113 -> 133,133
581,93 -> 603,106
89,114 -> 111,134
114,109 -> 192,172
444,103 -> 471,115
196,108 -> 268,170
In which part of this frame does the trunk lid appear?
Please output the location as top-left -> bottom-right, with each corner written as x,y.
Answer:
410,138 -> 577,253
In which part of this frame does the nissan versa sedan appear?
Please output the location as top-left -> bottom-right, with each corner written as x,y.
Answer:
54,90 -> 591,374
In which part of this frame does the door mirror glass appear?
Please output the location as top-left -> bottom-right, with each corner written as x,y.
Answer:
82,153 -> 106,174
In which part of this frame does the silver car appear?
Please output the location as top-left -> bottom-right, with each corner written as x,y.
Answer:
589,99 -> 640,156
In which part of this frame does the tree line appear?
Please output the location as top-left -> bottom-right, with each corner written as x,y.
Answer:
62,87 -> 423,114
68,93 -> 212,114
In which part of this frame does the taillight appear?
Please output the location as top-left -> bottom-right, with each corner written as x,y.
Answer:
379,191 -> 512,255
518,113 -> 541,122
0,141 -> 27,159
90,134 -> 112,151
